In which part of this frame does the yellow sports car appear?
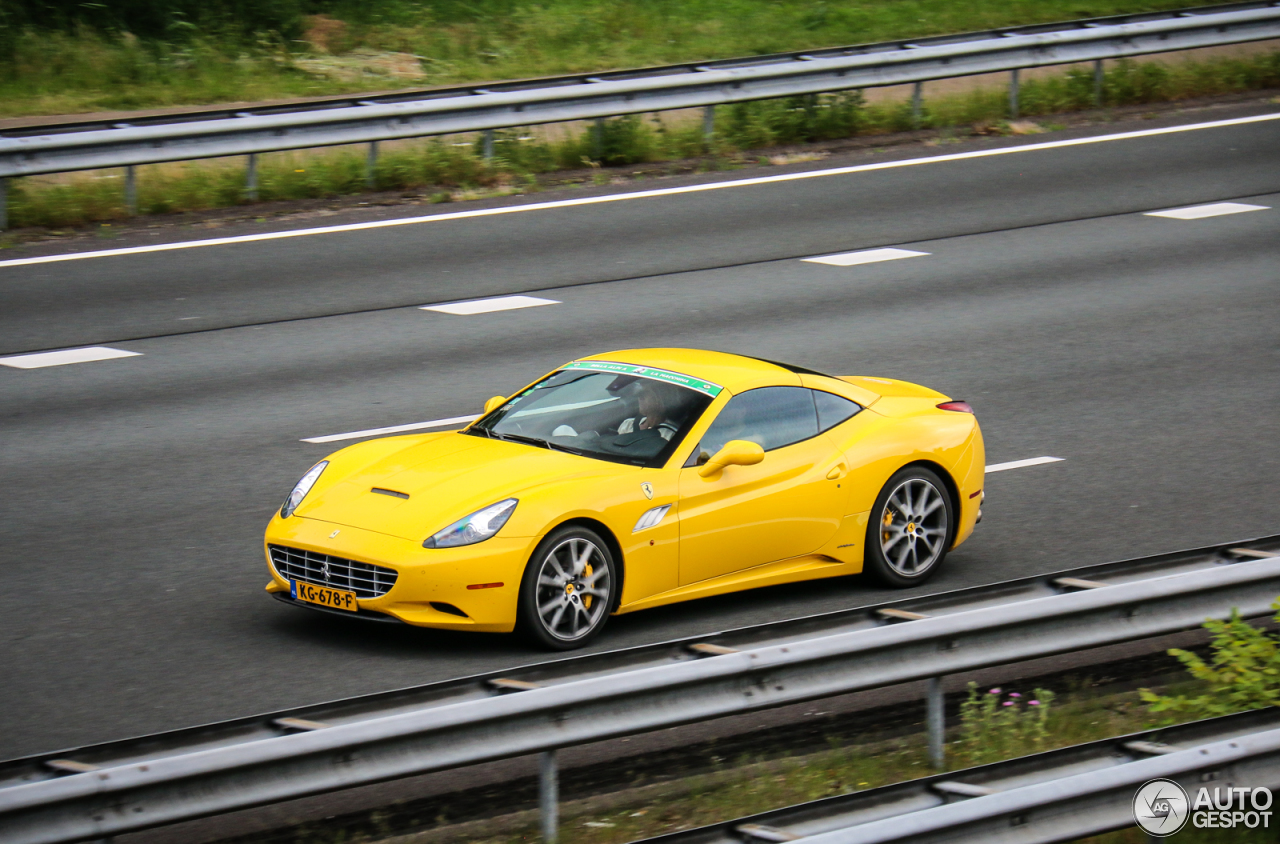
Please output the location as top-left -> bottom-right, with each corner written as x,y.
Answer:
265,349 -> 984,649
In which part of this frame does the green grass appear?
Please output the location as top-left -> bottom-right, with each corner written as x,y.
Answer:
0,1 -> 1257,118
8,48 -> 1279,232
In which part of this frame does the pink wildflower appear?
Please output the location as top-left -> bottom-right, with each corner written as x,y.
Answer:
1002,701 -> 1015,706
1009,692 -> 1021,698
989,688 -> 1001,694
1029,700 -> 1041,706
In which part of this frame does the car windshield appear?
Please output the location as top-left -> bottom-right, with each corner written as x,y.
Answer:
468,367 -> 716,467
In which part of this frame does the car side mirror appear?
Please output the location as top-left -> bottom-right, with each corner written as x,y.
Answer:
483,395 -> 507,414
698,440 -> 765,478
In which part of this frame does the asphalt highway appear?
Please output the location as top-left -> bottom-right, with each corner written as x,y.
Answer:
1,104 -> 1278,760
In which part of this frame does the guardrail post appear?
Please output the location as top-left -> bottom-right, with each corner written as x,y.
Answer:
366,141 -> 378,189
702,105 -> 715,148
927,676 -> 945,770
482,129 -> 495,162
124,166 -> 137,216
539,750 -> 559,843
911,82 -> 924,128
245,154 -> 259,202
593,117 -> 605,160
0,177 -> 7,231
1094,59 -> 1105,106
1008,68 -> 1020,119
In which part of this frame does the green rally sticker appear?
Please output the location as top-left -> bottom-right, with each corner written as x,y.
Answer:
562,361 -> 723,397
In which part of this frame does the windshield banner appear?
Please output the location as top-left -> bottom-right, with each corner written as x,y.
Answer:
562,361 -> 723,397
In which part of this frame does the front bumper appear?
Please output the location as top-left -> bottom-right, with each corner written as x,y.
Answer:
270,590 -> 403,623
263,514 -> 535,633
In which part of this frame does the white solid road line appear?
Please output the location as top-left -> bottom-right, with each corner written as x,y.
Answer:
985,456 -> 1065,473
302,414 -> 479,444
420,295 -> 560,315
2,112 -> 1278,271
0,346 -> 141,369
803,247 -> 929,267
1144,202 -> 1270,220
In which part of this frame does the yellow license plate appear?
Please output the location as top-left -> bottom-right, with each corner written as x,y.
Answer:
291,580 -> 358,612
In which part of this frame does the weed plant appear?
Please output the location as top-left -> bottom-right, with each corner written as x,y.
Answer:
954,683 -> 1057,767
1141,600 -> 1280,720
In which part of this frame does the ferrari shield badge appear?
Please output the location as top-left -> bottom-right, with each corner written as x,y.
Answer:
641,482 -> 654,500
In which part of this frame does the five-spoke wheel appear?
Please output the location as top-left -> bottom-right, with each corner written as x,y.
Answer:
864,466 -> 954,587
519,525 -> 616,649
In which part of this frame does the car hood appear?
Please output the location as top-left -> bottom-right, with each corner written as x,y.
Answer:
295,433 -> 615,541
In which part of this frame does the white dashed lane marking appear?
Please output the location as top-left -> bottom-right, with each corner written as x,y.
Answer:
420,295 -> 560,315
0,347 -> 141,369
985,456 -> 1065,473
302,415 -> 479,444
1144,202 -> 1270,220
803,247 -> 930,267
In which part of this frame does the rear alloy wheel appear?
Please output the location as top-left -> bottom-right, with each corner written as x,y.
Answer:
519,525 -> 616,649
864,467 -> 954,587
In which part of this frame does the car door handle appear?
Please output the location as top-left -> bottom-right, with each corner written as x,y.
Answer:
826,463 -> 847,480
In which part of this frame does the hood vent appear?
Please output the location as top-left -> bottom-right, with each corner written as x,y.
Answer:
371,487 -> 410,500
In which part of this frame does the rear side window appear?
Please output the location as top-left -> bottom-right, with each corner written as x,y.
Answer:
814,390 -> 862,432
697,386 -> 819,457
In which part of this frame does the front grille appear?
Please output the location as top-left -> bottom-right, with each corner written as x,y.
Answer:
269,545 -> 398,599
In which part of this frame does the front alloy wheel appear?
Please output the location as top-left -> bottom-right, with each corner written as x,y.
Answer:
519,526 -> 615,649
864,467 -> 954,587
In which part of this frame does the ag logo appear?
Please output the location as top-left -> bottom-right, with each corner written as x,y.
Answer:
640,482 -> 654,500
329,529 -> 341,538
1134,779 -> 1189,837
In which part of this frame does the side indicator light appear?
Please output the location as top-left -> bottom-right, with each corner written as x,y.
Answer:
467,582 -> 504,590
969,489 -> 983,499
937,401 -> 974,413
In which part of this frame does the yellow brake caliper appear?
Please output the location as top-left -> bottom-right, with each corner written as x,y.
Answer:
582,564 -> 593,609
882,509 -> 895,545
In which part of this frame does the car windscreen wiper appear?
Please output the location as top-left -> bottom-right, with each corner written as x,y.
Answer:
494,432 -> 588,456
493,432 -> 554,448
543,439 -> 588,456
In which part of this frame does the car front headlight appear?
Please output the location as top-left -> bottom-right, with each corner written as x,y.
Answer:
423,498 -> 518,548
280,461 -> 328,518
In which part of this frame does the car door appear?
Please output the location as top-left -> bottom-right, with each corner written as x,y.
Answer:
677,387 -> 847,586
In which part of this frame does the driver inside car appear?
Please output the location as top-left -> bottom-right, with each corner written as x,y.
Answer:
616,381 -> 680,441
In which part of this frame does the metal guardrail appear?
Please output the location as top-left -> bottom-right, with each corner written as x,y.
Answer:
812,725 -> 1280,844
2,535 -> 1276,788
1,1 -> 1269,141
1,2 -> 1278,227
642,708 -> 1280,844
0,537 -> 1278,843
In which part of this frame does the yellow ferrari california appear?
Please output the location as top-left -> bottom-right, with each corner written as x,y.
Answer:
264,349 -> 984,649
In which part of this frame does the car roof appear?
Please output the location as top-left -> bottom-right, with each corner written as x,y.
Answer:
577,348 -> 804,392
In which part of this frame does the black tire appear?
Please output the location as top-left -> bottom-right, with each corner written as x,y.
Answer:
863,466 -> 955,588
518,524 -> 617,650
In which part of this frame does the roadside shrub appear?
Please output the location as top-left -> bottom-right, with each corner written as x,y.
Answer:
1104,58 -> 1173,105
556,115 -> 661,167
954,683 -> 1057,767
720,91 -> 866,148
1140,600 -> 1280,721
